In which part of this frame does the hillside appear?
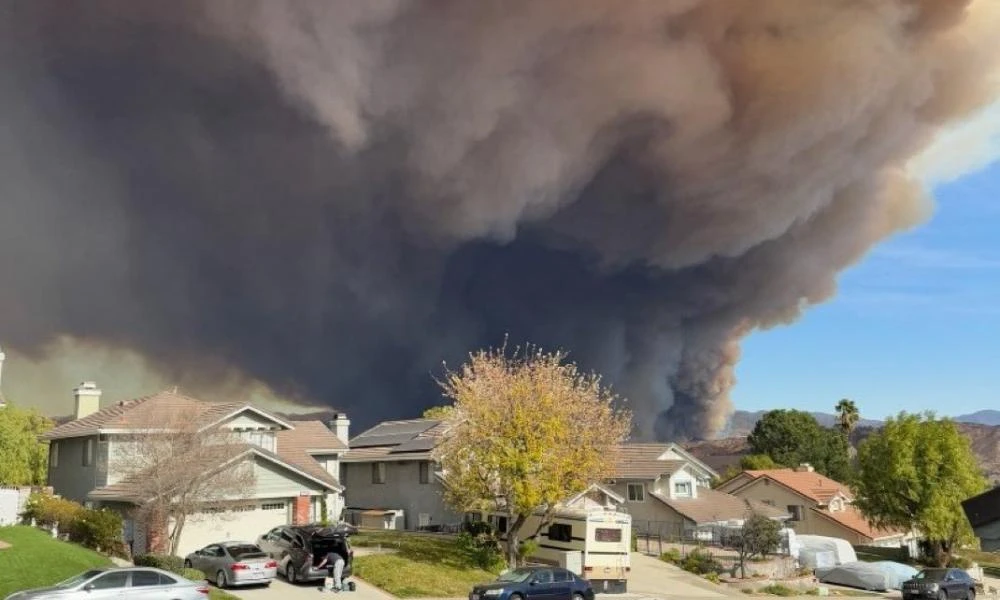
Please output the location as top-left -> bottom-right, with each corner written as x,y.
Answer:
687,420 -> 1000,484
720,409 -> 1000,438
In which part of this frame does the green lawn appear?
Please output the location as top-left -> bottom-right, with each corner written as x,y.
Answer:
352,530 -> 498,598
0,525 -> 239,600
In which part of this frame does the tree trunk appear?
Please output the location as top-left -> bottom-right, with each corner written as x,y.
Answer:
169,512 -> 187,557
506,515 -> 528,568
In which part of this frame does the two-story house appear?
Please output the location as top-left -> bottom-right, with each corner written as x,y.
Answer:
40,382 -> 349,556
340,418 -> 461,531
608,443 -> 788,540
962,485 -> 1000,551
716,464 -> 914,548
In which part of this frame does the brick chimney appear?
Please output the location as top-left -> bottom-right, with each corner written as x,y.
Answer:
74,381 -> 102,420
331,413 -> 350,445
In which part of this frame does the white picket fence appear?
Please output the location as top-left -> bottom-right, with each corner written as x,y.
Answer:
0,486 -> 30,526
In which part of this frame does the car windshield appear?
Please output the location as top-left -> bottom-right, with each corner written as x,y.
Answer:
915,569 -> 948,581
496,569 -> 535,583
56,570 -> 105,589
227,544 -> 267,559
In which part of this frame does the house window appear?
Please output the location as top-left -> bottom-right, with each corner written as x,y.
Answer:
262,502 -> 286,511
82,438 -> 94,467
626,483 -> 645,502
419,461 -> 430,484
495,516 -> 508,534
49,442 -> 59,468
674,482 -> 692,498
372,462 -> 386,484
787,505 -> 804,521
548,523 -> 573,543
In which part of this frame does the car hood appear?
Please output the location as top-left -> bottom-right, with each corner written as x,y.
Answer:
6,586 -> 71,599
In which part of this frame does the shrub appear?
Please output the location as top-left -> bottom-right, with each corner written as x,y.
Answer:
68,508 -> 126,557
704,572 -> 721,584
948,556 -> 973,569
758,584 -> 797,596
680,548 -> 724,576
21,492 -> 83,531
456,530 -> 506,572
659,548 -> 681,564
631,531 -> 638,552
179,568 -> 207,582
134,554 -> 185,572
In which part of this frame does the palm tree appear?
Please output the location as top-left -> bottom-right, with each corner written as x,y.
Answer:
835,398 -> 860,438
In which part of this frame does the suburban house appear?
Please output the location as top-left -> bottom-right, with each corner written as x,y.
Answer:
608,443 -> 788,540
716,465 -> 914,547
340,418 -> 461,531
962,485 -> 1000,551
40,382 -> 349,556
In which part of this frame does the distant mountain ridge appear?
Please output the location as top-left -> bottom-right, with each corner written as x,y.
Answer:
721,408 -> 1000,437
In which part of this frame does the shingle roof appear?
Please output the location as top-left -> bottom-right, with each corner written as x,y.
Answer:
613,444 -> 686,480
651,487 -> 790,525
740,468 -> 854,503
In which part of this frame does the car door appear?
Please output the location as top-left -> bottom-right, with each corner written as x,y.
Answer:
83,570 -> 129,600
526,569 -> 557,600
127,569 -> 175,600
550,569 -> 574,600
188,547 -> 209,573
259,527 -> 282,557
943,570 -> 963,597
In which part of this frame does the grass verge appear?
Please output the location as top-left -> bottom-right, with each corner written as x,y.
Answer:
0,525 -> 239,600
352,530 -> 498,598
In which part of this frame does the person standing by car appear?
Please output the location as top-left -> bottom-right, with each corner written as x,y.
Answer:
316,550 -> 345,592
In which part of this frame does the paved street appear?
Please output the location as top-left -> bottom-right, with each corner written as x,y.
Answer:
236,576 -> 397,600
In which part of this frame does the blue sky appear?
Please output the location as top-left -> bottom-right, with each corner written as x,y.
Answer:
733,161 -> 1000,420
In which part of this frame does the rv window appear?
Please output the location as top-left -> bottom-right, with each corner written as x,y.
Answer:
594,528 -> 621,543
553,570 -> 571,582
547,523 -> 573,543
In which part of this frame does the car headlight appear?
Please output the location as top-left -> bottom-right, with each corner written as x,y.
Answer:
483,589 -> 504,596
929,584 -> 939,592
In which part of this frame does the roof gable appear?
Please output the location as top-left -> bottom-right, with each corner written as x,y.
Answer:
565,483 -> 625,510
650,487 -> 790,525
731,468 -> 853,504
657,444 -> 720,479
204,405 -> 294,432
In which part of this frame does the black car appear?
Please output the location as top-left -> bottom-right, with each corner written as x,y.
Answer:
469,567 -> 595,600
902,568 -> 977,600
256,524 -> 355,585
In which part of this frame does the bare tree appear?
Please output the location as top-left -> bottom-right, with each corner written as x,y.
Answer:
107,403 -> 256,555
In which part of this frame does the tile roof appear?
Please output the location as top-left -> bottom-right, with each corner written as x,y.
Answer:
740,468 -> 854,503
89,441 -> 341,502
614,444 -> 686,479
651,487 -> 790,525
275,421 -> 346,487
811,505 -> 905,541
40,391 -> 246,440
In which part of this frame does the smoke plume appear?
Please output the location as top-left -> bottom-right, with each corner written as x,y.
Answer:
1,0 -> 998,439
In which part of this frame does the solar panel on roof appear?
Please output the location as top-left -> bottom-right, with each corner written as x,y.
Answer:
348,433 -> 420,448
390,437 -> 438,453
366,420 -> 437,436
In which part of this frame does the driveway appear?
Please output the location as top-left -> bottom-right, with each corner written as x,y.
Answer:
236,576 -> 396,600
627,553 -> 731,599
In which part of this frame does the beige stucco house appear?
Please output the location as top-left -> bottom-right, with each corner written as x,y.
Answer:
716,465 -> 914,547
608,443 -> 788,540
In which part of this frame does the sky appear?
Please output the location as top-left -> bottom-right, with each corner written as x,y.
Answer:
733,135 -> 1000,420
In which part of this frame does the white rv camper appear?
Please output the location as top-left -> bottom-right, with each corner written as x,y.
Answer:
473,505 -> 632,593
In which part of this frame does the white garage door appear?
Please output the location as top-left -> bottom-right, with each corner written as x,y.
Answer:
175,500 -> 291,557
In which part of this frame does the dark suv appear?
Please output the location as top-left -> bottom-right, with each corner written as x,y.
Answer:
902,568 -> 977,600
256,524 -> 355,584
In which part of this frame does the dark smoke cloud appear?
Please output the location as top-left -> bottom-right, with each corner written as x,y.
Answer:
1,0 -> 998,439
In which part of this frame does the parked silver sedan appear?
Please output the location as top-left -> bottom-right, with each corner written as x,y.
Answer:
184,541 -> 278,588
3,567 -> 209,600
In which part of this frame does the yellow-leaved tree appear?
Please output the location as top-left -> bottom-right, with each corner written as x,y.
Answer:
432,343 -> 632,566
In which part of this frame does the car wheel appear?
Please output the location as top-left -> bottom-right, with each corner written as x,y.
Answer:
287,564 -> 298,584
968,589 -> 976,600
573,593 -> 585,600
938,590 -> 948,600
510,594 -> 523,600
184,560 -> 192,569
216,571 -> 228,589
